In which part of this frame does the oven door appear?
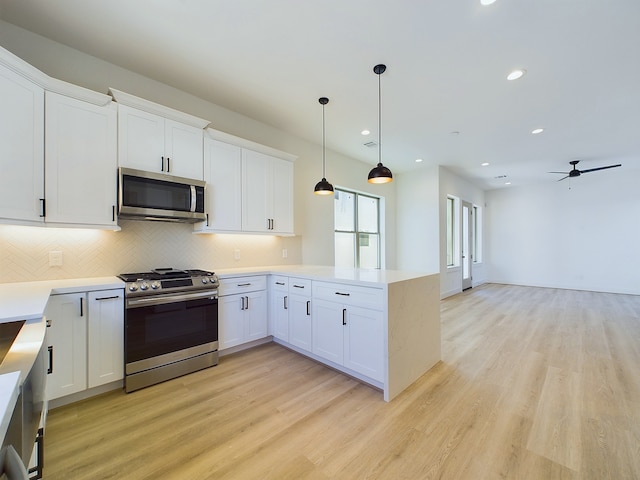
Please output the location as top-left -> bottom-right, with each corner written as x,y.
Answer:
125,290 -> 218,375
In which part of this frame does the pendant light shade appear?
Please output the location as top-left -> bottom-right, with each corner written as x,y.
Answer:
368,64 -> 393,184
314,97 -> 334,195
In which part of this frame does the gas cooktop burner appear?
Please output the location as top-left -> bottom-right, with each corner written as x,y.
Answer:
118,268 -> 219,296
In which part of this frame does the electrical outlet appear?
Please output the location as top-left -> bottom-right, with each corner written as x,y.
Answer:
49,251 -> 63,267
282,249 -> 288,258
233,249 -> 241,261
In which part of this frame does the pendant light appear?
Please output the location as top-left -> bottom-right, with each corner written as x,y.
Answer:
314,97 -> 334,195
368,64 -> 393,184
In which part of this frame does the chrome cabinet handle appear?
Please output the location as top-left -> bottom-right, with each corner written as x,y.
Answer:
335,292 -> 350,296
284,296 -> 288,310
306,300 -> 310,316
342,308 -> 347,325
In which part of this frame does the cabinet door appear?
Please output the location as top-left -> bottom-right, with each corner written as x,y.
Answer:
45,92 -> 118,226
219,294 -> 245,350
117,104 -> 165,172
289,294 -> 312,352
241,149 -> 271,232
271,291 -> 288,341
271,157 -> 293,234
344,306 -> 384,382
164,119 -> 203,179
245,290 -> 268,342
0,64 -> 44,223
45,293 -> 87,400
312,299 -> 344,365
197,138 -> 242,232
87,290 -> 124,388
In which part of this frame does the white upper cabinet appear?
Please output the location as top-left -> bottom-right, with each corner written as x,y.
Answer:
242,149 -> 293,234
195,137 -> 242,232
196,129 -> 296,235
110,89 -> 209,180
45,91 -> 118,227
0,48 -> 45,225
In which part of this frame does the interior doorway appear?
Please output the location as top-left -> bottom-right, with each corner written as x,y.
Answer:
461,201 -> 473,290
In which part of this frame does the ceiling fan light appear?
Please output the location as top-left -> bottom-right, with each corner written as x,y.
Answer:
368,163 -> 393,183
314,177 -> 334,195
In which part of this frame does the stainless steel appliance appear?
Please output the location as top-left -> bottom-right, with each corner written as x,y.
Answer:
1,319 -> 47,479
118,167 -> 206,223
119,268 -> 219,392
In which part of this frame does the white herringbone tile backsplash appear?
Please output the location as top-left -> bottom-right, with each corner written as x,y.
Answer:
0,221 -> 302,283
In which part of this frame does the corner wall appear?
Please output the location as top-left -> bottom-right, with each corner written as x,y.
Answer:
486,167 -> 640,295
439,167 -> 487,298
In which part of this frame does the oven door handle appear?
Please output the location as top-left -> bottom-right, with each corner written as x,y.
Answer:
126,290 -> 218,308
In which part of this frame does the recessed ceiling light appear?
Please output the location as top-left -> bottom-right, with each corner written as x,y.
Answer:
505,182 -> 512,185
361,130 -> 370,136
531,128 -> 544,135
481,162 -> 490,166
480,0 -> 497,5
507,69 -> 526,81
415,158 -> 423,163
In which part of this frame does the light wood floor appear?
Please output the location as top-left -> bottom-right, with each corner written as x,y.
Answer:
44,284 -> 640,479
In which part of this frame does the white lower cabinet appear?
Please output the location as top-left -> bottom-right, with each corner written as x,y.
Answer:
311,282 -> 384,382
270,276 -> 289,342
288,292 -> 312,352
45,289 -> 124,400
44,293 -> 87,399
219,276 -> 268,350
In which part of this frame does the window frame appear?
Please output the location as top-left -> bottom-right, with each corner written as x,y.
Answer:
334,187 -> 381,269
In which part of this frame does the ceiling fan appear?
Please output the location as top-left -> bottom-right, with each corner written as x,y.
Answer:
550,160 -> 622,181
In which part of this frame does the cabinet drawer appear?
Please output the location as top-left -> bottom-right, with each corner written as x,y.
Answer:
289,277 -> 312,297
218,275 -> 267,296
312,281 -> 384,310
270,275 -> 289,292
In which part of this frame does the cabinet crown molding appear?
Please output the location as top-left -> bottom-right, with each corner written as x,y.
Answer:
0,46 -> 112,106
109,88 -> 210,129
205,128 -> 297,162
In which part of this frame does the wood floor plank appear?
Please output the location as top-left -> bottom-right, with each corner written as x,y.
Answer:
43,284 -> 640,479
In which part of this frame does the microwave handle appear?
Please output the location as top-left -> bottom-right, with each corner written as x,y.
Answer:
190,185 -> 196,212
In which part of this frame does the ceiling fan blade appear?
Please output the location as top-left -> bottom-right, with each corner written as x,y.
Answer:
580,164 -> 622,174
549,171 -> 569,174
557,175 -> 570,182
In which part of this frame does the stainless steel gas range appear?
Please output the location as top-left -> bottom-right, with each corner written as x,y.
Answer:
118,268 -> 219,393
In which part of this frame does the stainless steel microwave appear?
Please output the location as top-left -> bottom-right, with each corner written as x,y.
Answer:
118,167 -> 206,223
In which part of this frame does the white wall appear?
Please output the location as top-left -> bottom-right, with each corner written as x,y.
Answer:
0,20 -> 398,280
396,166 -> 440,274
438,167 -> 487,298
486,167 -> 640,295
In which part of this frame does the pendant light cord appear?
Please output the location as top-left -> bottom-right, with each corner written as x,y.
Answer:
378,70 -> 382,166
322,102 -> 326,178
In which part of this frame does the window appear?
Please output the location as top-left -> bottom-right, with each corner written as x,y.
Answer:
473,205 -> 483,263
334,188 -> 381,268
446,196 -> 455,267
446,195 -> 462,268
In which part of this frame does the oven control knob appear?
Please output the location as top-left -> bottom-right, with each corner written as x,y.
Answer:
140,282 -> 149,291
151,281 -> 160,290
209,277 -> 217,284
128,283 -> 139,292
201,278 -> 208,284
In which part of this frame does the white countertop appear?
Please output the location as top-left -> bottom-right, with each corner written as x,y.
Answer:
0,276 -> 123,324
216,265 -> 434,287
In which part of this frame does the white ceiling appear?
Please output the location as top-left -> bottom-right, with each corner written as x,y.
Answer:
1,0 -> 639,189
